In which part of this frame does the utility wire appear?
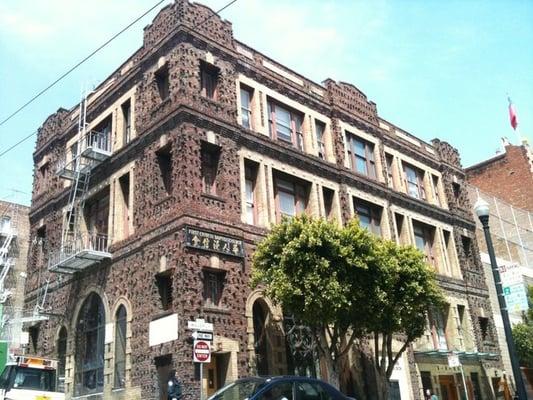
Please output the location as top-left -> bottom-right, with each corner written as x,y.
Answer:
0,0 -> 239,161
0,0 -> 167,128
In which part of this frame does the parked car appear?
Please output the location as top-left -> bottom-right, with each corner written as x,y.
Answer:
207,376 -> 355,400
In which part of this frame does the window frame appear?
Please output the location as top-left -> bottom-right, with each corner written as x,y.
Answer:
203,269 -> 225,307
403,163 -> 426,200
346,133 -> 376,179
201,144 -> 220,196
268,100 -> 304,150
155,66 -> 170,101
413,221 -> 435,266
244,163 -> 258,225
121,99 -> 132,145
274,176 -> 308,221
114,305 -> 127,389
240,85 -> 253,129
200,61 -> 219,100
315,120 -> 326,159
354,198 -> 382,236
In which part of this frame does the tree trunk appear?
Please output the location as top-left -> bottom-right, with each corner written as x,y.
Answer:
327,360 -> 341,389
375,370 -> 390,400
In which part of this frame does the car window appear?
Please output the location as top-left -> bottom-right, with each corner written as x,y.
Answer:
295,382 -> 335,400
258,382 -> 293,400
209,379 -> 265,400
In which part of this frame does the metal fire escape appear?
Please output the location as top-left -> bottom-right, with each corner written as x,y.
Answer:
49,94 -> 112,274
0,205 -> 18,304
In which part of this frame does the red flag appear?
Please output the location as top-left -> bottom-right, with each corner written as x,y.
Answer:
508,97 -> 518,130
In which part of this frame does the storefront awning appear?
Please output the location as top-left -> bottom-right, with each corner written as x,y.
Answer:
414,349 -> 499,361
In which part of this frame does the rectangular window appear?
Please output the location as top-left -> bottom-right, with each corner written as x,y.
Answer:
201,143 -> 220,196
121,99 -> 132,145
322,187 -> 334,219
88,116 -> 112,153
240,85 -> 253,129
244,162 -> 258,225
203,270 -> 225,307
268,101 -> 304,150
70,142 -> 78,162
429,307 -> 448,350
404,164 -> 426,200
479,317 -> 489,341
452,182 -> 461,200
315,120 -> 326,159
385,153 -> 394,188
443,230 -> 455,274
156,146 -> 173,196
394,213 -> 405,244
274,175 -> 308,221
354,198 -> 382,236
119,173 -> 131,239
347,134 -> 376,179
413,221 -> 435,266
85,189 -> 110,239
155,272 -> 173,311
432,175 -> 441,206
155,66 -> 170,101
454,305 -> 466,350
200,61 -> 219,100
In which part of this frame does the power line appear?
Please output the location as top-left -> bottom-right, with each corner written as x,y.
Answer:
0,0 -> 239,161
0,0 -> 167,128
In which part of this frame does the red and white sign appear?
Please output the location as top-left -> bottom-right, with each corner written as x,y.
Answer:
193,340 -> 211,363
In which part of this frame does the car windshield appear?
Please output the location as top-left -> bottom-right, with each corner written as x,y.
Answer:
209,379 -> 266,400
11,366 -> 56,391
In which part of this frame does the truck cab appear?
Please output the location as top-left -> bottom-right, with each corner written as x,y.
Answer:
0,355 -> 65,400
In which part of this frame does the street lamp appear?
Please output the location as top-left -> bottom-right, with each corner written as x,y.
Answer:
474,198 -> 527,400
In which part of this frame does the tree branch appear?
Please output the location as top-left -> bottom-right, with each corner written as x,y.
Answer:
339,331 -> 357,357
386,340 -> 410,379
380,334 -> 387,374
374,332 -> 380,366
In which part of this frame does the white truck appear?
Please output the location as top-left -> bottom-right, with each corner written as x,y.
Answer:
0,355 -> 65,400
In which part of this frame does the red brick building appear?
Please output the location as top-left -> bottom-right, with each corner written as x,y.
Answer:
25,1 -> 506,399
466,141 -> 533,211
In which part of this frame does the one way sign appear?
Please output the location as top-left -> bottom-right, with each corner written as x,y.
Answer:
192,331 -> 213,341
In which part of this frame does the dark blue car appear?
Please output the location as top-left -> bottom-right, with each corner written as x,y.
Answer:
207,376 -> 354,400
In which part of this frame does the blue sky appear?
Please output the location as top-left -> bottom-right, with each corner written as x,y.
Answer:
0,0 -> 531,206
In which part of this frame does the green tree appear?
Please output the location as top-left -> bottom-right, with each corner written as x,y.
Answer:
512,285 -> 533,368
252,215 -> 444,399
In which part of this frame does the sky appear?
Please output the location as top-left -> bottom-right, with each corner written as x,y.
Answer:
0,0 -> 531,206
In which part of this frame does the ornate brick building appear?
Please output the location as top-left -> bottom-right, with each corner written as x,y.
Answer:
25,1 -> 506,399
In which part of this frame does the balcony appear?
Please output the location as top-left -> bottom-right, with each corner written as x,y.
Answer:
48,233 -> 111,274
81,130 -> 111,162
55,157 -> 91,180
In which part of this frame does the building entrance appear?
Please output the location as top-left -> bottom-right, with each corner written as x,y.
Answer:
439,375 -> 458,400
205,352 -> 230,398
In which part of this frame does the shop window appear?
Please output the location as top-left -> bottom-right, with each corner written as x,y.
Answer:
121,99 -> 132,145
346,133 -> 376,179
155,66 -> 170,100
274,174 -> 308,221
203,269 -> 225,307
57,327 -> 67,393
354,198 -> 382,236
156,146 -> 173,196
200,61 -> 219,100
201,143 -> 220,196
114,305 -> 127,389
268,100 -> 304,150
404,163 -> 426,200
240,85 -> 253,129
74,293 -> 105,396
244,161 -> 258,225
413,221 -> 435,266
322,187 -> 334,219
156,271 -> 173,311
315,120 -> 326,159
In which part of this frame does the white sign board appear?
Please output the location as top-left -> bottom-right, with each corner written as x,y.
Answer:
149,313 -> 178,346
187,318 -> 213,332
447,353 -> 461,368
19,331 -> 29,345
500,264 -> 529,311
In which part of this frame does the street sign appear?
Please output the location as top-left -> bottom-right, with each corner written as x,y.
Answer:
500,264 -> 529,312
447,353 -> 461,368
192,331 -> 213,341
193,340 -> 211,363
187,318 -> 213,332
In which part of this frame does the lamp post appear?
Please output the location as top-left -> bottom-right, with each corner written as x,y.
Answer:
474,198 -> 527,400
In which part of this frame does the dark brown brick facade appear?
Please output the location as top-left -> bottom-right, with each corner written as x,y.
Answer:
24,1 -> 505,399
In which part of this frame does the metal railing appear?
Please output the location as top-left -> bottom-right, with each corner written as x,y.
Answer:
49,232 -> 111,269
83,130 -> 111,154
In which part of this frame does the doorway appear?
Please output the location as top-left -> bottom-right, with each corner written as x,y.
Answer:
439,375 -> 458,400
205,353 -> 230,398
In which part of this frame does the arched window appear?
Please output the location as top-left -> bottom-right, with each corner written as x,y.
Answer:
114,305 -> 127,388
74,293 -> 105,396
57,327 -> 67,392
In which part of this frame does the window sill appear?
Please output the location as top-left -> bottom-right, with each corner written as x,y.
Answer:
201,193 -> 225,203
203,304 -> 232,314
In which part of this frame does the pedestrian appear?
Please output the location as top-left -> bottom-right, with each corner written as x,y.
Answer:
167,370 -> 183,400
